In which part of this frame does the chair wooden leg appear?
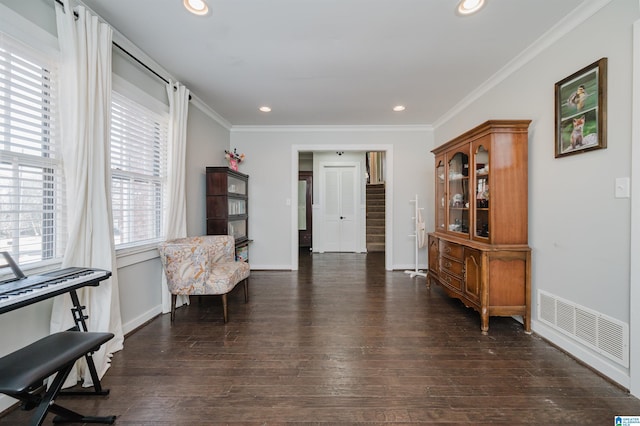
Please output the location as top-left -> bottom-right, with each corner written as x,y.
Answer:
244,278 -> 249,303
222,293 -> 228,323
171,294 -> 177,323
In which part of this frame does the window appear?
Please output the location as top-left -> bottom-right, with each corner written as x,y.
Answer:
110,91 -> 168,247
0,33 -> 65,266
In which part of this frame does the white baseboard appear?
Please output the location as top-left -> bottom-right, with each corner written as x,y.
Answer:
248,264 -> 293,270
532,319 -> 630,389
122,305 -> 162,336
250,263 -> 429,272
394,263 -> 429,271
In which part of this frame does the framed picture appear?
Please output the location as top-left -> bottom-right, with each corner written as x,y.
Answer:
554,57 -> 607,158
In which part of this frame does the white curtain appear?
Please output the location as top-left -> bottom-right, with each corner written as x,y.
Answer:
161,81 -> 190,313
51,0 -> 124,387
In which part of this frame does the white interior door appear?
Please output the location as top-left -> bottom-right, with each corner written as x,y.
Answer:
322,165 -> 357,252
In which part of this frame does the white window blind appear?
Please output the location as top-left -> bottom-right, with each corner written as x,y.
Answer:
110,91 -> 167,247
0,33 -> 65,266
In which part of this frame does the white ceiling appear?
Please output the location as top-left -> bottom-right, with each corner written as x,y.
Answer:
80,0 -> 587,127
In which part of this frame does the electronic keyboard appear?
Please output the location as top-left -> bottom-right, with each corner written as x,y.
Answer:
0,265 -> 111,314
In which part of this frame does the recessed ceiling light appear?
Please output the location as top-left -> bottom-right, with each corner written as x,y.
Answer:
457,0 -> 485,15
259,106 -> 271,112
184,0 -> 209,16
393,105 -> 406,112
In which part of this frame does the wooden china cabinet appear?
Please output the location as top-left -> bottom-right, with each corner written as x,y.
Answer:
427,120 -> 531,334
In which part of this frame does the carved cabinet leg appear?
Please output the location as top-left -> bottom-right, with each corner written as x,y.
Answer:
481,307 -> 489,335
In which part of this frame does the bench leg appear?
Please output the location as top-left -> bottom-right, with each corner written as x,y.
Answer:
244,277 -> 249,303
27,362 -> 115,425
60,352 -> 109,397
28,361 -> 73,425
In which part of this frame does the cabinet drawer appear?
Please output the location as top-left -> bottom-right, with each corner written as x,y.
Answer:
439,240 -> 463,260
440,272 -> 463,291
439,257 -> 463,277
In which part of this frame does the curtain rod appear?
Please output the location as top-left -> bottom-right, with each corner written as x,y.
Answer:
53,0 -> 181,89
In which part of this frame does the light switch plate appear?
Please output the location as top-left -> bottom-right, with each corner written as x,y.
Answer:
615,177 -> 630,198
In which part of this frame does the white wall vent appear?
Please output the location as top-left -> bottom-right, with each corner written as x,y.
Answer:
537,290 -> 629,368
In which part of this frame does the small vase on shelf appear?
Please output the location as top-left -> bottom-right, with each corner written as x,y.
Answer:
229,158 -> 238,171
224,148 -> 245,172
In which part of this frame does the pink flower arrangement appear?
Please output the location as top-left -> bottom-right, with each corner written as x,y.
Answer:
225,148 -> 245,163
225,148 -> 245,171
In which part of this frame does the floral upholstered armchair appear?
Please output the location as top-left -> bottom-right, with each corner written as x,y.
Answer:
158,235 -> 250,323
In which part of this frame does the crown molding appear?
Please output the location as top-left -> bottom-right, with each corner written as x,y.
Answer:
433,0 -> 614,129
189,95 -> 233,130
231,124 -> 432,133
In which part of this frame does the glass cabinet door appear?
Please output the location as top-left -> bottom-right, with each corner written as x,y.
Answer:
228,219 -> 247,240
435,158 -> 446,231
227,175 -> 247,195
447,151 -> 469,236
474,145 -> 489,240
228,198 -> 246,215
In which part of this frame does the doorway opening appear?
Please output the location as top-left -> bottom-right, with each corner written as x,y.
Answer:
291,144 -> 394,271
365,151 -> 386,253
298,170 -> 313,249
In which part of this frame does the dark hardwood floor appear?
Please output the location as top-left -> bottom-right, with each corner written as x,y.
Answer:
3,250 -> 640,424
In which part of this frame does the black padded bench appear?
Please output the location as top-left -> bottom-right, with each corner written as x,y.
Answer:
0,331 -> 116,425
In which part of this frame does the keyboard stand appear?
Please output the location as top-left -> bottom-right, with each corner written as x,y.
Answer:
58,288 -> 110,396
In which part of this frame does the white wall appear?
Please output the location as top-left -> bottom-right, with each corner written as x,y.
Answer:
185,105 -> 232,236
435,0 -> 638,389
299,153 -> 313,172
230,127 -> 433,270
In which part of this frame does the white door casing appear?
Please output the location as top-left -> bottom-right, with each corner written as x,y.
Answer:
290,144 -> 394,271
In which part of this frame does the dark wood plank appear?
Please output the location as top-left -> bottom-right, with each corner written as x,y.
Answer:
2,250 -> 639,424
